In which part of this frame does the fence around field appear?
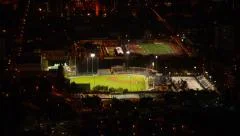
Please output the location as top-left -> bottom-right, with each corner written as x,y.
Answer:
97,69 -> 112,75
111,66 -> 157,76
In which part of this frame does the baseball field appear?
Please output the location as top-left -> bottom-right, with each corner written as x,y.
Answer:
68,74 -> 149,92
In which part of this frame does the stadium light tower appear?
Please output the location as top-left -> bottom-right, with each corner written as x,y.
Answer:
90,53 -> 95,75
126,51 -> 130,68
155,56 -> 158,70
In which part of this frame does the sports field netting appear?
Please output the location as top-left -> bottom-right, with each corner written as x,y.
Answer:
69,74 -> 149,91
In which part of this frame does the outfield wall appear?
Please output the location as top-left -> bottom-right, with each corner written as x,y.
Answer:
111,66 -> 157,75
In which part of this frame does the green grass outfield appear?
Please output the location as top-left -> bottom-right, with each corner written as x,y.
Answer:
139,43 -> 174,55
68,74 -> 149,92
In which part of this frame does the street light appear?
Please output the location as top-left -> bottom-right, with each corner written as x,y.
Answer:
193,66 -> 197,75
90,53 -> 95,75
152,62 -> 155,68
165,66 -> 168,75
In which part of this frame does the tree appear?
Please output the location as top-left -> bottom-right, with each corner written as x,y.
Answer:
56,64 -> 69,91
82,96 -> 102,109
